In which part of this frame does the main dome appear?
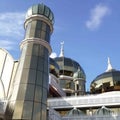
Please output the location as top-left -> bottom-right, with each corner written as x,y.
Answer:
55,57 -> 86,79
25,3 -> 54,24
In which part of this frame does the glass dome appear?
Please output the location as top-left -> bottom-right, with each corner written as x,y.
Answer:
73,68 -> 85,79
90,70 -> 120,94
65,108 -> 85,116
49,58 -> 59,77
94,106 -> 113,115
25,3 -> 54,24
55,57 -> 86,79
90,58 -> 120,94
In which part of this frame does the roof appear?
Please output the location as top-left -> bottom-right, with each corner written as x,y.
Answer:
65,107 -> 85,116
55,57 -> 86,79
25,3 -> 54,24
92,58 -> 120,83
94,106 -> 113,115
92,70 -> 120,83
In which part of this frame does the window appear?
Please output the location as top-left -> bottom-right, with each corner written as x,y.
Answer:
22,101 -> 33,119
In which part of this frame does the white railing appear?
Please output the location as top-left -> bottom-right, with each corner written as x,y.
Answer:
48,108 -> 120,120
62,115 -> 120,120
48,91 -> 120,109
48,107 -> 62,120
49,74 -> 66,97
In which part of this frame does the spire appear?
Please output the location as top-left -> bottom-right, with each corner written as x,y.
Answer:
59,41 -> 64,57
106,57 -> 113,72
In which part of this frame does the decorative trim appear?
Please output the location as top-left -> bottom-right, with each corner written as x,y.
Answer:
20,38 -> 52,54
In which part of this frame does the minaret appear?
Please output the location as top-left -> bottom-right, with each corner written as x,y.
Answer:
59,41 -> 64,57
106,57 -> 113,72
8,4 -> 54,120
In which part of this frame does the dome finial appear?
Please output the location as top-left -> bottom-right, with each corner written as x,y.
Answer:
106,57 -> 113,72
59,41 -> 64,57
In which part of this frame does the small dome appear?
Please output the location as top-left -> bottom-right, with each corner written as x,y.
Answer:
92,70 -> 120,83
25,3 -> 54,24
90,58 -> 120,94
91,70 -> 120,93
73,68 -> 84,79
94,106 -> 113,115
65,108 -> 85,116
90,57 -> 120,94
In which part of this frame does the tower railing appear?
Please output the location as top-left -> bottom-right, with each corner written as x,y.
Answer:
48,107 -> 62,120
49,74 -> 66,97
62,114 -> 120,120
48,91 -> 120,109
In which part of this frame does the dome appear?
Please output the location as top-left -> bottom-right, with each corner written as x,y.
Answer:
94,106 -> 113,115
55,57 -> 86,79
49,58 -> 59,77
90,58 -> 120,94
25,3 -> 54,24
65,107 -> 85,116
92,70 -> 120,83
73,68 -> 84,79
91,70 -> 120,94
91,70 -> 120,93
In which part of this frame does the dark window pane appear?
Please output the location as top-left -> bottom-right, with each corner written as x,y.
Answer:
36,71 -> 43,85
41,22 -> 46,31
42,88 -> 47,104
44,7 -> 49,17
30,21 -> 37,37
32,44 -> 39,56
25,84 -> 35,101
34,85 -> 42,102
25,22 -> 31,39
32,5 -> 38,14
41,30 -> 46,40
41,104 -> 47,120
33,102 -> 41,120
38,57 -> 44,71
22,101 -> 33,119
17,84 -> 27,100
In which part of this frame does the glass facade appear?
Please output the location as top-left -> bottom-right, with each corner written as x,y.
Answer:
91,70 -> 120,94
55,57 -> 86,96
25,20 -> 50,42
49,58 -> 59,77
7,3 -> 53,120
55,57 -> 86,79
10,42 -> 49,119
26,4 -> 54,24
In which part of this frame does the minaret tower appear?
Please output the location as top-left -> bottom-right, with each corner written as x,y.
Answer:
59,41 -> 64,57
106,57 -> 113,72
8,4 -> 54,120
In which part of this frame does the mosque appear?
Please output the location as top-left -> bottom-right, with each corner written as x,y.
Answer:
0,3 -> 120,120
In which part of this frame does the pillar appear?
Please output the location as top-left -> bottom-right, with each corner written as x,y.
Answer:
8,3 -> 54,120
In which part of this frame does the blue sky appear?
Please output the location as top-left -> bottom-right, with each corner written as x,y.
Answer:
0,0 -> 120,90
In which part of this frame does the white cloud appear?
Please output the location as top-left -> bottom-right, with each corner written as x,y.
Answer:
86,4 -> 110,30
50,52 -> 57,58
0,12 -> 25,37
0,12 -> 25,51
0,40 -> 16,50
